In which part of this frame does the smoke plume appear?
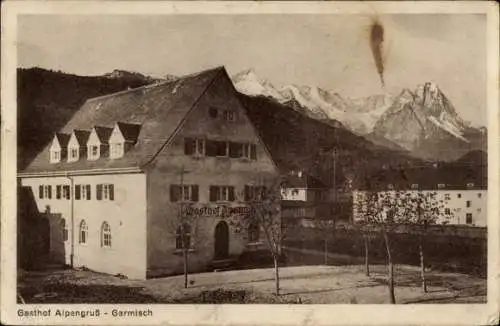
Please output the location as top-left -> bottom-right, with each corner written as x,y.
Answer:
370,20 -> 385,88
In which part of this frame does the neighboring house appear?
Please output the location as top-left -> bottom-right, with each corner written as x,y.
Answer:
281,171 -> 332,226
352,167 -> 487,227
18,67 -> 280,279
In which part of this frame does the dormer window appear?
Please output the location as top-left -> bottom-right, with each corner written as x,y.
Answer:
49,132 -> 70,164
88,145 -> 100,160
67,129 -> 90,162
87,126 -> 113,161
69,147 -> 79,162
110,143 -> 124,158
109,122 -> 141,159
50,150 -> 61,163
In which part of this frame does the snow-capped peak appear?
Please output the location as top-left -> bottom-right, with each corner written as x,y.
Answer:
232,69 -> 284,100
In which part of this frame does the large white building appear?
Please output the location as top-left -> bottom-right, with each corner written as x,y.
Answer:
18,67 -> 280,279
352,166 -> 487,227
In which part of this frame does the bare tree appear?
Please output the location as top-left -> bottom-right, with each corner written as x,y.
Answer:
166,201 -> 203,289
230,176 -> 286,295
409,190 -> 448,293
354,188 -> 451,302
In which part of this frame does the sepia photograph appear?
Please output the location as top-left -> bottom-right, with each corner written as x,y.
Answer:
1,1 -> 499,325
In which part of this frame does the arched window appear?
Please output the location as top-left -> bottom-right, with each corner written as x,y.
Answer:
175,224 -> 191,249
101,222 -> 111,247
79,220 -> 88,244
61,219 -> 68,242
248,221 -> 260,243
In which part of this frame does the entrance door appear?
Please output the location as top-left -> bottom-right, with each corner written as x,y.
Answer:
214,221 -> 229,260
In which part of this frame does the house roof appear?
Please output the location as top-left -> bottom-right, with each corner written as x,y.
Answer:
55,133 -> 71,147
284,171 -> 328,189
93,126 -> 114,144
21,66 -> 224,173
116,122 -> 141,143
73,130 -> 91,146
357,165 -> 487,191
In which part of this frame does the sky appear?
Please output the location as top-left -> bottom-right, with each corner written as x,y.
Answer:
18,14 -> 487,126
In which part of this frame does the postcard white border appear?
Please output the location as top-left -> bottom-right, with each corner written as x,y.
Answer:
2,1 -> 499,325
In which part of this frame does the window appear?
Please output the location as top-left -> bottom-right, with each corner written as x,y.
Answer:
56,185 -> 70,200
170,185 -> 199,202
61,219 -> 68,242
75,185 -> 91,200
244,185 -> 267,201
110,143 -> 124,158
243,143 -> 257,160
477,193 -> 482,198
445,208 -> 451,215
38,185 -> 52,199
176,224 -> 191,249
248,221 -> 260,243
224,110 -> 236,122
466,213 -> 473,225
50,150 -> 61,163
184,138 -> 205,156
466,200 -> 471,208
88,145 -> 99,160
63,185 -> 70,199
444,193 -> 450,200
457,193 -> 462,198
101,222 -> 111,247
437,183 -> 445,189
79,220 -> 88,244
69,148 -> 79,161
209,186 -> 235,202
229,142 -> 244,158
208,107 -> 218,118
96,184 -> 114,201
206,140 -> 228,157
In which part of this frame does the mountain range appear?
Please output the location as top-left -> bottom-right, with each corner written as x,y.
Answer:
232,69 -> 487,161
16,67 -> 486,175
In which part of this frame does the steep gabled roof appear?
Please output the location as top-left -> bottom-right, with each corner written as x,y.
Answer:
93,126 -> 114,144
54,133 -> 71,148
116,122 -> 141,143
21,66 -> 224,173
284,171 -> 327,189
72,130 -> 91,146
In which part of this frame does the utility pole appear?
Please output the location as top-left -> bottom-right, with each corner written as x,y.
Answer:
179,165 -> 189,289
66,173 -> 75,268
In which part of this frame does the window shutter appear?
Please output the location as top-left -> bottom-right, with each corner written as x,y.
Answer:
75,185 -> 81,200
209,186 -> 217,202
250,144 -> 257,160
86,185 -> 91,200
228,187 -> 235,201
47,185 -> 52,199
184,138 -> 195,155
244,186 -> 250,202
109,184 -> 114,200
192,185 -> 199,202
39,185 -> 44,199
56,185 -> 61,199
96,184 -> 102,200
170,185 -> 180,202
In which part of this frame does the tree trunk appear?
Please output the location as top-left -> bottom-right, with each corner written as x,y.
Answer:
183,247 -> 188,289
274,256 -> 280,296
364,235 -> 370,277
419,236 -> 427,293
382,230 -> 396,304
